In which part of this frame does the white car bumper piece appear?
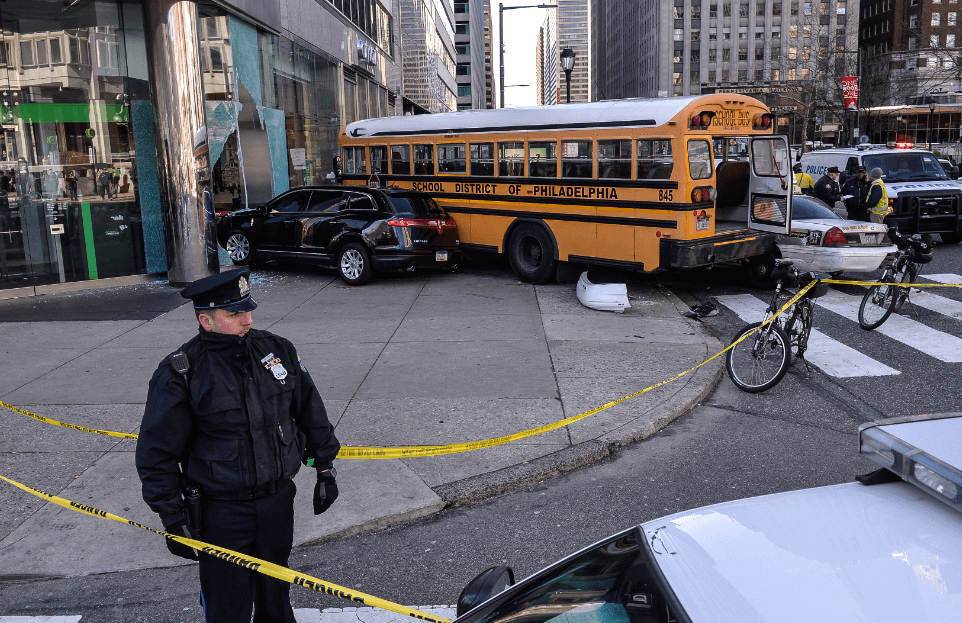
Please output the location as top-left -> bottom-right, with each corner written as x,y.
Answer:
775,243 -> 897,272
576,272 -> 630,313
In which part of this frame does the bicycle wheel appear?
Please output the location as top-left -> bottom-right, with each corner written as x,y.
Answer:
892,262 -> 917,314
858,277 -> 897,330
784,304 -> 812,364
726,322 -> 791,392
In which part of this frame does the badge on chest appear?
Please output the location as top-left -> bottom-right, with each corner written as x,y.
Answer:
259,352 -> 288,384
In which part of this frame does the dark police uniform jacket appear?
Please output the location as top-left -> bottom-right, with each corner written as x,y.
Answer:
136,327 -> 340,527
812,175 -> 843,206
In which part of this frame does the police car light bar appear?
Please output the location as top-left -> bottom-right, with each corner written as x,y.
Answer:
859,414 -> 962,514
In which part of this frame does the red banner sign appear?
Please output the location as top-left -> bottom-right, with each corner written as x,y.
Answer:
841,76 -> 859,111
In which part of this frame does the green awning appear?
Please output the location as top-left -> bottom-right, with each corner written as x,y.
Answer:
12,102 -> 129,124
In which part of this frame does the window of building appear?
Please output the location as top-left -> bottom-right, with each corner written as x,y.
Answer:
803,2 -> 812,14
789,46 -> 797,59
709,27 -> 717,40
598,140 -> 631,179
455,44 -> 470,55
723,47 -> 731,61
414,144 -> 435,175
932,34 -> 940,47
755,48 -> 764,60
454,2 -> 468,12
757,2 -> 766,16
772,47 -> 781,59
528,142 -> 557,177
19,40 -> 35,66
739,48 -> 748,60
802,45 -> 811,59
673,71 -> 683,84
803,24 -> 811,37
456,64 -> 470,76
690,70 -> 700,84
691,29 -> 700,41
722,68 -> 730,81
740,3 -> 749,17
950,12 -> 958,25
390,145 -> 411,175
637,139 -> 673,180
773,68 -> 781,80
457,85 -> 472,96
910,14 -> 918,28
837,0 -> 846,13
755,28 -> 765,39
949,34 -> 957,47
909,37 -> 917,49
498,142 -> 524,176
820,1 -> 829,14
456,24 -> 469,35
755,69 -> 763,80
773,2 -> 782,15
561,141 -> 592,178
724,3 -> 731,16
674,28 -> 684,41
739,27 -> 747,39
692,4 -> 701,18
708,69 -> 717,81
710,4 -> 718,18
788,67 -> 796,79
723,27 -> 731,39
738,69 -> 748,81
790,24 -> 798,36
709,47 -> 717,61
469,143 -> 494,176
800,67 -> 810,78
791,1 -> 798,14
933,12 -> 941,26
674,6 -> 685,18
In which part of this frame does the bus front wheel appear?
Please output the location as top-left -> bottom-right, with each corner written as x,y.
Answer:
508,223 -> 557,284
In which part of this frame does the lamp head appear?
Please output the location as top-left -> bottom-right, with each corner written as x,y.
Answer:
560,47 -> 576,72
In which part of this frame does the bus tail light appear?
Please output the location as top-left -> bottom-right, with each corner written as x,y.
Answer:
823,227 -> 847,246
690,111 -> 715,129
691,186 -> 717,203
752,113 -> 773,129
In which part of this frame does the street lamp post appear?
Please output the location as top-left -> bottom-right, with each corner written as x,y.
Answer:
499,3 -> 558,108
560,47 -> 575,104
896,113 -> 902,144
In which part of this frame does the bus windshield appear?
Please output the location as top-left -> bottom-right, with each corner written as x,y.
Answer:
863,153 -> 948,182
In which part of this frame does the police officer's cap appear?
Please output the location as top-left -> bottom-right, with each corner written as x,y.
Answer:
180,268 -> 257,312
827,166 -> 840,174
856,165 -> 867,172
793,163 -> 802,173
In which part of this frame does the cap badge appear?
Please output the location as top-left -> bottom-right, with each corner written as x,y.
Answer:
238,275 -> 250,297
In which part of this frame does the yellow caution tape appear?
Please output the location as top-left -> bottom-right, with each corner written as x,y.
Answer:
0,283 -> 814,458
823,279 -> 962,288
0,400 -> 138,439
0,472 -> 451,623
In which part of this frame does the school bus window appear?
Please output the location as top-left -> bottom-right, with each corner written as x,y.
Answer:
470,143 -> 495,176
391,145 -> 411,175
529,141 -> 558,177
414,144 -> 435,175
637,139 -> 673,179
687,140 -> 713,180
343,146 -> 366,175
499,141 -> 525,177
438,143 -> 466,174
561,141 -> 592,179
751,138 -> 790,177
370,146 -> 388,175
598,140 -> 632,179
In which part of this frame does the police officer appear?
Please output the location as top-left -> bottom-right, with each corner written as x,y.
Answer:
842,165 -> 871,221
793,163 -> 815,196
136,268 -> 340,623
812,165 -> 843,209
861,167 -> 891,224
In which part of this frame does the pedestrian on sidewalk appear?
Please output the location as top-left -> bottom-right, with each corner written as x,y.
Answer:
98,169 -> 109,199
136,267 -> 341,623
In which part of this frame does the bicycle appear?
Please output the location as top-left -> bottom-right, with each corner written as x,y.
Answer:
858,228 -> 935,330
726,260 -> 829,392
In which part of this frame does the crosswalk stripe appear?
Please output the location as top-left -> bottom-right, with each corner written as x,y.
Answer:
296,606 -> 458,623
0,618 -> 82,622
715,295 -> 900,377
816,292 -> 962,363
924,273 -> 962,285
907,290 -> 962,320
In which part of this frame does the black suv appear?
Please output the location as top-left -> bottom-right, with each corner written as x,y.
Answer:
217,185 -> 460,285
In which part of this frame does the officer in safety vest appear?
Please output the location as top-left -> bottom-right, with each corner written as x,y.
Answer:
793,163 -> 815,196
136,268 -> 341,623
859,167 -> 891,224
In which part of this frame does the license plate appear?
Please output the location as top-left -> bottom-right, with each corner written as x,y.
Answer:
436,251 -> 448,261
860,233 -> 880,244
696,218 -> 711,230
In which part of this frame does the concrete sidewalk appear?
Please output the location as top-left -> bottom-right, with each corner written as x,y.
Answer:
0,265 -> 723,579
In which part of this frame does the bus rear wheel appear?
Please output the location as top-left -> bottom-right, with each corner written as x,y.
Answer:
508,223 -> 557,284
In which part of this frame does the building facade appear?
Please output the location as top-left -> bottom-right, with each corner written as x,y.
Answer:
400,0 -> 457,113
860,0 -> 962,107
0,0 -> 401,292
454,0 -> 490,110
536,0 -> 589,104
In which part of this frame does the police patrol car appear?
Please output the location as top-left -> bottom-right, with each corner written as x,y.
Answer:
454,413 -> 962,622
798,146 -> 962,244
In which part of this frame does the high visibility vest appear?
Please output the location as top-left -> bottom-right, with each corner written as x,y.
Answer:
795,172 -> 814,189
868,179 -> 890,215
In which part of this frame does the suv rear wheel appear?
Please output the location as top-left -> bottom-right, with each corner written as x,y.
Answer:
337,242 -> 373,286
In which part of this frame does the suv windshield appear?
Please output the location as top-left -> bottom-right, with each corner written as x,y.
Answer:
862,153 -> 948,182
388,193 -> 445,217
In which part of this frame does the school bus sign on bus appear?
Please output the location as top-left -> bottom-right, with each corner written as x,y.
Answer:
340,94 -> 793,284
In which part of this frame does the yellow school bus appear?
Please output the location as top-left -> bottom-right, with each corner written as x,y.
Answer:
339,94 -> 793,284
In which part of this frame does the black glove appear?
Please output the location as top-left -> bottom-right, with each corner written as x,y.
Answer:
164,520 -> 199,561
313,470 -> 339,515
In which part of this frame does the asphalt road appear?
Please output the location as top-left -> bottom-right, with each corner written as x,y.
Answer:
6,241 -> 960,620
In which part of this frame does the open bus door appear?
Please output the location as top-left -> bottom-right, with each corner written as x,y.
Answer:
747,135 -> 793,235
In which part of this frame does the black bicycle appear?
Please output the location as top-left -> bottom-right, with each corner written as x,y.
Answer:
858,228 -> 935,330
727,260 -> 829,392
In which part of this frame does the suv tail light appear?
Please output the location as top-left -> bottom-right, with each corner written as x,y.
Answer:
823,227 -> 847,246
387,217 -> 457,234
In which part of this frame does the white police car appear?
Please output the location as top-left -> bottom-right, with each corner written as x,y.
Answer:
798,147 -> 962,244
455,413 -> 962,622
